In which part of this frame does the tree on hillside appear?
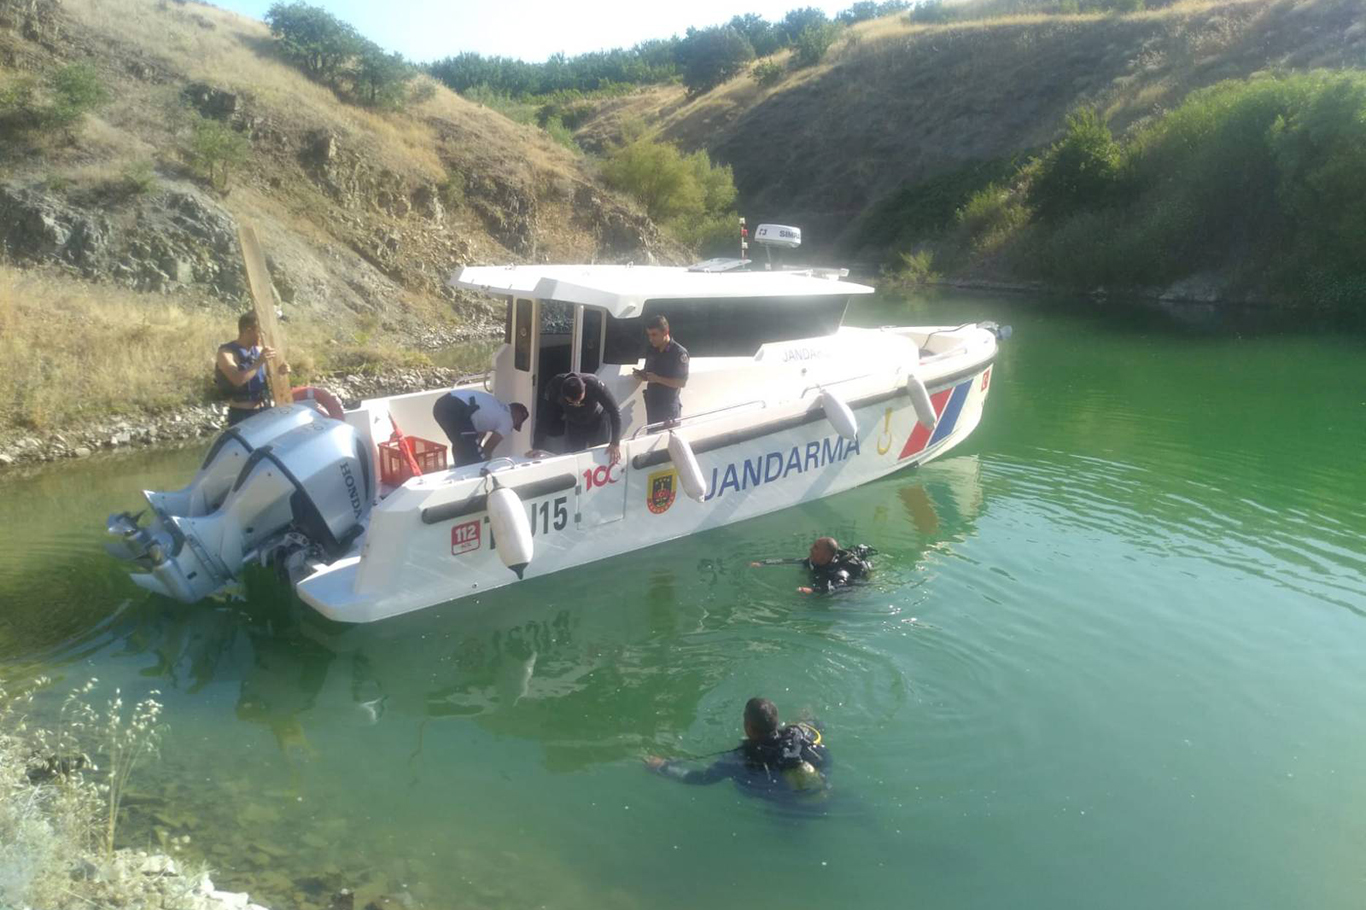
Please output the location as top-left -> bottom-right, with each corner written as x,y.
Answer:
186,115 -> 250,191
728,13 -> 785,56
780,7 -> 832,43
838,1 -> 911,23
677,25 -> 755,95
352,40 -> 413,108
791,20 -> 842,67
265,1 -> 361,85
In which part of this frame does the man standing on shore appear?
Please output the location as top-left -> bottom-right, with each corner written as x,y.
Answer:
216,312 -> 286,426
633,314 -> 688,428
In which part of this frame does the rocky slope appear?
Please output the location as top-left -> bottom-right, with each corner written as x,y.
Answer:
577,0 -> 1366,263
0,0 -> 681,294
0,0 -> 685,458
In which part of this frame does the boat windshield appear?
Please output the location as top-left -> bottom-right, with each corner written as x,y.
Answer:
603,295 -> 849,362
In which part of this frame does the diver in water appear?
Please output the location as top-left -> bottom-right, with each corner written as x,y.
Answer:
750,536 -> 876,594
644,697 -> 829,797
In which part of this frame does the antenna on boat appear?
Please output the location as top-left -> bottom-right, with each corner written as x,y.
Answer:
753,223 -> 802,271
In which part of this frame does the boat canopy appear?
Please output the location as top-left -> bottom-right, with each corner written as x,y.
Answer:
450,264 -> 874,319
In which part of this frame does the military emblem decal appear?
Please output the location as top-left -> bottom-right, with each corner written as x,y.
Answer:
647,468 -> 678,514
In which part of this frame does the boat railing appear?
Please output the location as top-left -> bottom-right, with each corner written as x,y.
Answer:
630,399 -> 768,439
799,373 -> 875,397
919,346 -> 969,365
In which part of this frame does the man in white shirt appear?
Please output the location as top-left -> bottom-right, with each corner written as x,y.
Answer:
432,389 -> 528,467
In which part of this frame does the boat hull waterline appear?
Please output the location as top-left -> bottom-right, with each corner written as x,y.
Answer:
295,359 -> 995,622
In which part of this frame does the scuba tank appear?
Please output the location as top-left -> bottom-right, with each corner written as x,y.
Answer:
747,722 -> 829,793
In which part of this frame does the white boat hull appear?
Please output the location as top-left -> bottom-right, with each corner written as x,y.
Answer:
296,337 -> 996,622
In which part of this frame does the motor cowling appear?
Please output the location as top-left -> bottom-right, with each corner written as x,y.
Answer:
112,418 -> 372,603
146,405 -> 327,518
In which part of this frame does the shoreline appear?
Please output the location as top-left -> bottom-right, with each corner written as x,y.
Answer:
0,366 -> 485,473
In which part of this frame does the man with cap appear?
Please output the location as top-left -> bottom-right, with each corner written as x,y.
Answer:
536,372 -> 622,465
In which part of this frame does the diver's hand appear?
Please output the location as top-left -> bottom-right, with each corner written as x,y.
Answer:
797,586 -> 814,594
644,755 -> 667,770
607,443 -> 621,465
749,561 -> 762,567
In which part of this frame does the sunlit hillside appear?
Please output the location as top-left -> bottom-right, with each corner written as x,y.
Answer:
576,0 -> 1366,261
0,0 -> 676,432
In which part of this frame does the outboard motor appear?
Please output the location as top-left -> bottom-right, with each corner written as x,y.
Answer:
146,405 -> 325,518
107,416 -> 372,603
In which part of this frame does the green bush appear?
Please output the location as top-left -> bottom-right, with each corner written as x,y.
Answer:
1019,72 -> 1366,310
438,169 -> 466,209
752,59 -> 785,87
602,138 -> 702,221
957,182 -> 1030,253
47,63 -> 110,129
542,115 -> 581,153
886,249 -> 940,287
462,85 -> 538,124
185,116 -> 250,191
792,22 -> 843,67
0,74 -> 40,131
601,137 -> 739,252
1027,108 -> 1123,223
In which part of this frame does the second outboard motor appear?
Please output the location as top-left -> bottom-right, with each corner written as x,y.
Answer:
110,418 -> 372,602
146,405 -> 326,518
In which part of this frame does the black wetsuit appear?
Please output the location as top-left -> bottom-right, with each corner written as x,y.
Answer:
758,545 -> 876,593
657,723 -> 830,798
642,339 -> 689,426
537,373 -> 622,452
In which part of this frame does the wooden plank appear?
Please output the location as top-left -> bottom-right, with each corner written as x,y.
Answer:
237,222 -> 292,406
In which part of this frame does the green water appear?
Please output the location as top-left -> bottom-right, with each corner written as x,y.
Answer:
2,293 -> 1364,910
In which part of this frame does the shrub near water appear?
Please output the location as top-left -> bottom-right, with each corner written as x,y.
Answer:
898,72 -> 1366,313
1033,73 -> 1366,306
601,137 -> 739,255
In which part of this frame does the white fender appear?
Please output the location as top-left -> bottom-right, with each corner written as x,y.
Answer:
668,432 -> 707,502
820,390 -> 859,442
906,373 -> 937,430
487,481 -> 533,578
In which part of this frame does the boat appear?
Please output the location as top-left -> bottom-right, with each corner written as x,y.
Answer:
106,226 -> 1004,623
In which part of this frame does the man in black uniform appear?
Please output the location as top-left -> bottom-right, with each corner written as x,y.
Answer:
632,314 -> 688,427
750,536 -> 876,594
536,372 -> 623,465
645,698 -> 829,798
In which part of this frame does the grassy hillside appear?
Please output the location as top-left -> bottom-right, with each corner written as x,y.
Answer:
576,0 -> 1366,269
0,0 -> 678,433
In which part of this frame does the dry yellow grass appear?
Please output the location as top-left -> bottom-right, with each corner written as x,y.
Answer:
59,0 -> 447,180
0,266 -> 445,430
0,266 -> 226,428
